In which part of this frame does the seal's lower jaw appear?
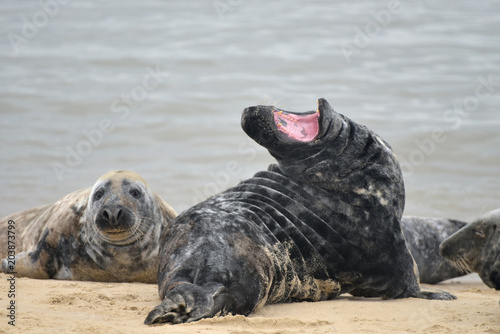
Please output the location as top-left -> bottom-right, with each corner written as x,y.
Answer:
96,227 -> 138,245
486,271 -> 500,290
273,108 -> 320,142
477,267 -> 499,290
491,272 -> 500,290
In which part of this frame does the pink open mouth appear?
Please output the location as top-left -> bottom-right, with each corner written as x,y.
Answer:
273,109 -> 320,142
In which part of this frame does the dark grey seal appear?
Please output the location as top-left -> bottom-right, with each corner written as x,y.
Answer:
440,209 -> 500,290
0,170 -> 176,283
401,216 -> 467,284
145,98 -> 455,325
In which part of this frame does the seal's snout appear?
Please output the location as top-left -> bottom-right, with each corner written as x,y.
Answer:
96,205 -> 133,233
241,106 -> 257,135
241,105 -> 275,146
102,207 -> 124,226
438,241 -> 449,258
439,239 -> 459,262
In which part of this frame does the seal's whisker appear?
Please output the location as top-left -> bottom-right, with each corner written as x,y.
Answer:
450,256 -> 463,273
134,224 -> 148,242
458,256 -> 469,273
133,216 -> 159,244
258,97 -> 284,109
461,256 -> 473,274
449,255 -> 472,274
270,98 -> 284,109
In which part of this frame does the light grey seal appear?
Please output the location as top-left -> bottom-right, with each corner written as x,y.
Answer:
0,170 -> 176,283
440,208 -> 500,290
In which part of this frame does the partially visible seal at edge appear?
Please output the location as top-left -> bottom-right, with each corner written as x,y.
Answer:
440,208 -> 500,290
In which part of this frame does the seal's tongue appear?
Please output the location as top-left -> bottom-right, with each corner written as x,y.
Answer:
274,109 -> 319,142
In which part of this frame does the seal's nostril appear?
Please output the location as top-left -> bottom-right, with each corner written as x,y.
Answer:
102,209 -> 110,222
101,207 -> 125,226
115,208 -> 123,222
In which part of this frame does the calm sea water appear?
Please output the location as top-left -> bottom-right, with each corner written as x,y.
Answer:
0,0 -> 499,222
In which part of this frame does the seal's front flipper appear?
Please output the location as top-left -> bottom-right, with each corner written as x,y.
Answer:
144,283 -> 227,325
0,257 -> 16,274
0,228 -> 69,279
0,250 -> 51,279
414,289 -> 456,300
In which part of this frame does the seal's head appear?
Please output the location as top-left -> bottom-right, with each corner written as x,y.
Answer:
241,98 -> 337,160
440,209 -> 500,289
86,170 -> 166,246
241,98 -> 403,213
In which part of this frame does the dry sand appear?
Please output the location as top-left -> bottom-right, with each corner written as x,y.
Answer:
0,273 -> 498,334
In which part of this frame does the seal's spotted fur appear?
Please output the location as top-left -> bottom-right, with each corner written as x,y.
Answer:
0,170 -> 176,283
440,209 -> 500,290
146,99 -> 454,325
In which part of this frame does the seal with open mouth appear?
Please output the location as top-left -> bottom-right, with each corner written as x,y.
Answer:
440,208 -> 500,289
145,98 -> 455,325
0,170 -> 176,282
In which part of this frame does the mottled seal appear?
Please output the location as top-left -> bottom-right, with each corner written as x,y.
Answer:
145,98 -> 454,325
401,216 -> 467,284
0,170 -> 176,283
440,209 -> 500,289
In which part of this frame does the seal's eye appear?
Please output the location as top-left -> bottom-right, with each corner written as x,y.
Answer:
94,190 -> 104,201
129,188 -> 142,199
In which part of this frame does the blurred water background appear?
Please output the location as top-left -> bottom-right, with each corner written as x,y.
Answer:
0,0 -> 499,222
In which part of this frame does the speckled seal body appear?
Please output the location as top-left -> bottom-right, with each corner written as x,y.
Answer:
440,209 -> 500,289
146,98 -> 455,325
0,170 -> 176,283
401,216 -> 467,284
